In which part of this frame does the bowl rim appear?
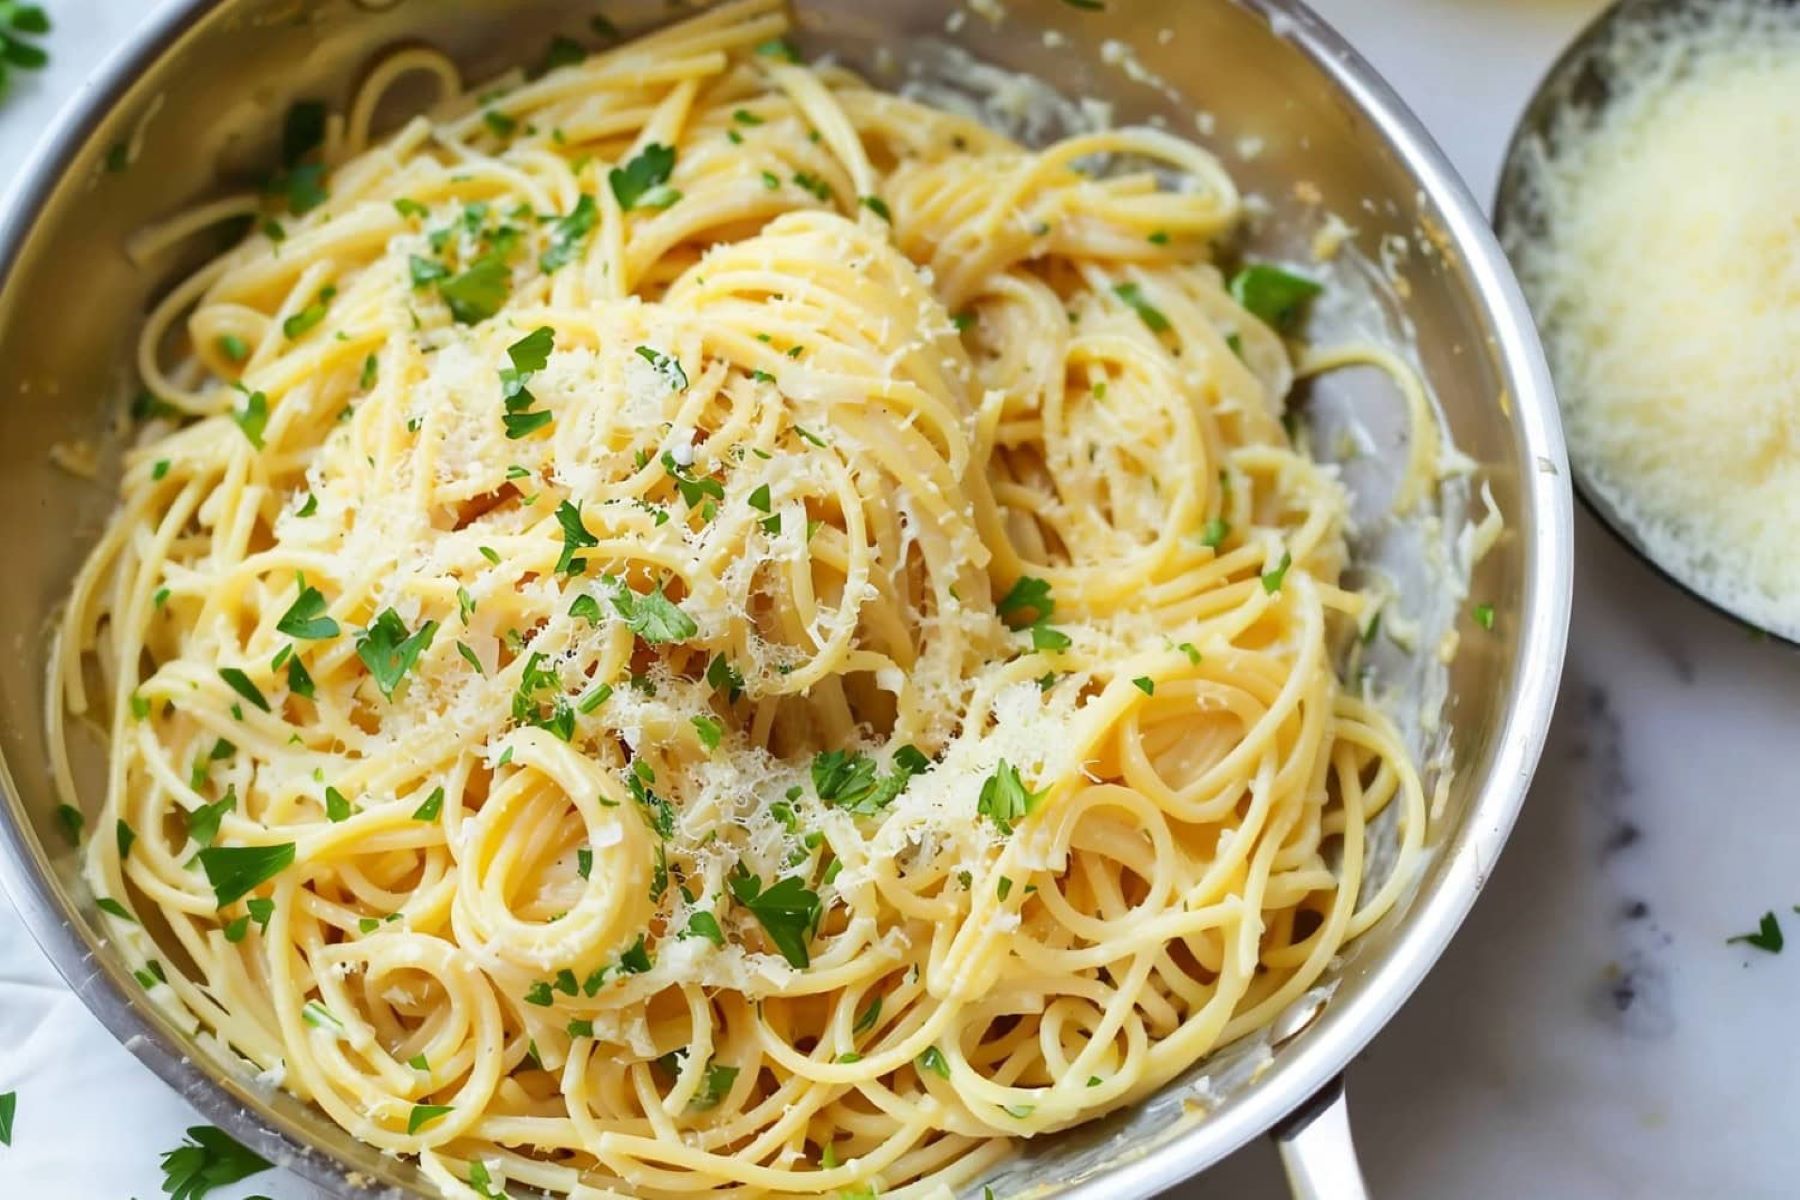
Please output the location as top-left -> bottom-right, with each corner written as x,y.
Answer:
0,0 -> 1575,1196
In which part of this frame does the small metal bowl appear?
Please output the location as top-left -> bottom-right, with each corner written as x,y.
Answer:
1495,0 -> 1798,643
0,1 -> 1572,1196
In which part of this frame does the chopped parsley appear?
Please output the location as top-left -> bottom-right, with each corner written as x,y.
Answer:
501,325 -> 556,438
355,609 -> 439,699
917,1045 -> 950,1079
216,333 -> 249,364
406,1104 -> 454,1135
281,285 -> 335,340
232,389 -> 269,449
537,34 -> 585,76
198,842 -> 295,908
1729,911 -> 1784,954
1132,676 -> 1155,695
618,933 -> 653,973
276,579 -> 339,639
1113,282 -> 1171,333
812,745 -> 929,815
1229,264 -> 1322,333
1474,603 -> 1496,631
217,667 -> 270,713
792,172 -> 832,202
157,1125 -> 271,1200
554,500 -> 598,575
604,577 -> 698,643
859,195 -> 892,222
727,871 -> 820,967
1200,516 -> 1231,549
186,788 -> 236,848
96,897 -> 133,921
853,994 -> 882,1035
325,787 -> 352,822
684,910 -> 725,946
1261,551 -> 1293,593
635,344 -> 689,391
117,819 -> 137,859
691,714 -> 722,751
997,575 -> 1071,653
693,1061 -> 739,1110
661,451 -> 724,510
977,760 -> 1047,836
609,143 -> 680,211
755,37 -> 800,62
411,786 -> 445,821
541,193 -> 598,272
439,255 -> 510,324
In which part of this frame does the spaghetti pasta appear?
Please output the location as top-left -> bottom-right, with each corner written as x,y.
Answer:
51,2 -> 1427,1195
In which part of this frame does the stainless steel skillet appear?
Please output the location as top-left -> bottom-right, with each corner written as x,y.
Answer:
0,1 -> 1571,1195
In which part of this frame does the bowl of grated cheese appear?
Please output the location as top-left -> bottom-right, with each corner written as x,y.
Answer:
1498,0 -> 1800,641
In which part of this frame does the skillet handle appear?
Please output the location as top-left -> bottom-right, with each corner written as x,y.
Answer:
1271,1076 -> 1369,1200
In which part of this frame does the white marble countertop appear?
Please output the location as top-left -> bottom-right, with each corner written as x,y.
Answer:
6,1 -> 1798,1196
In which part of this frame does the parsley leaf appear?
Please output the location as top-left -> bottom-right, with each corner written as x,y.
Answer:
1261,551 -> 1293,593
0,1089 -> 12,1147
541,193 -> 598,272
977,760 -> 1047,835
355,609 -> 439,699
276,580 -> 339,639
1228,264 -> 1322,333
605,577 -> 697,643
998,577 -> 1053,626
407,1104 -> 454,1135
217,667 -> 270,713
232,389 -> 269,449
1113,281 -> 1171,333
1729,911 -> 1784,954
157,1125 -> 271,1200
439,255 -> 510,324
198,843 -> 295,908
185,788 -> 237,848
554,500 -> 598,575
412,786 -> 445,821
692,1062 -> 739,1110
684,910 -> 725,946
728,871 -> 821,967
635,345 -> 688,391
609,143 -> 680,211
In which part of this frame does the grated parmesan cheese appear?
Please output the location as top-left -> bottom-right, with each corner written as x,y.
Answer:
1509,1 -> 1800,633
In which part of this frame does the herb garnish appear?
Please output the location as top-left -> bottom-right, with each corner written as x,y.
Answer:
1229,264 -> 1322,333
635,345 -> 689,391
233,389 -> 269,449
355,609 -> 439,699
407,1104 -> 454,1135
198,842 -> 296,908
609,143 -> 680,211
1113,282 -> 1171,333
604,576 -> 698,643
1729,911 -> 1784,954
439,256 -> 510,324
977,760 -> 1047,836
218,667 -> 270,713
276,579 -> 339,639
729,871 -> 821,967
554,500 -> 597,575
158,1125 -> 272,1200
540,193 -> 598,272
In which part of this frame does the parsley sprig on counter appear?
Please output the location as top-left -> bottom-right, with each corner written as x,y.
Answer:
158,1124 -> 271,1200
0,5 -> 51,106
